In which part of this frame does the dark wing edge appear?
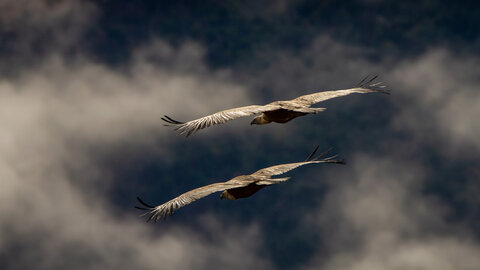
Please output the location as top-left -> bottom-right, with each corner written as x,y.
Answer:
356,74 -> 390,95
161,115 -> 185,125
306,146 -> 346,164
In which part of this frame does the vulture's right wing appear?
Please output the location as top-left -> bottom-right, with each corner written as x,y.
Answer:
162,104 -> 281,137
135,181 -> 248,222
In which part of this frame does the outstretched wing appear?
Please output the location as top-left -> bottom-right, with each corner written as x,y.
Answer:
136,181 -> 248,222
251,147 -> 345,178
162,104 -> 281,137
292,75 -> 390,106
251,160 -> 336,178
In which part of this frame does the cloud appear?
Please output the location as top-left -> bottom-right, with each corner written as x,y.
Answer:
302,154 -> 480,270
241,37 -> 480,269
0,37 -> 272,269
0,0 -> 97,73
390,49 -> 480,153
240,36 -> 378,99
243,37 -> 480,157
0,0 -> 95,26
1,3 -> 479,267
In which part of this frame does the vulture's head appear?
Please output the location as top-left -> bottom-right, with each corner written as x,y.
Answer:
220,190 -> 237,200
250,114 -> 271,125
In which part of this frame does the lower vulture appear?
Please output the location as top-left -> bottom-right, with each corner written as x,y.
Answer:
136,146 -> 345,222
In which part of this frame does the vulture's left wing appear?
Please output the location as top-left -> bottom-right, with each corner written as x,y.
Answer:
251,147 -> 345,178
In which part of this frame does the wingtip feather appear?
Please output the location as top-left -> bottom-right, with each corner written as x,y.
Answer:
136,196 -> 155,208
161,115 -> 185,125
312,147 -> 333,161
305,145 -> 320,161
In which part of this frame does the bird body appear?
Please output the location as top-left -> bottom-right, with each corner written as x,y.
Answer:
252,105 -> 326,125
220,182 -> 268,200
136,147 -> 345,222
162,75 -> 389,136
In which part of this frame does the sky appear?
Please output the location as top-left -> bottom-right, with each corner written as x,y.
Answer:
0,1 -> 479,269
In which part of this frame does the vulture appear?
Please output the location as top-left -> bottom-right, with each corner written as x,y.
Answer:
162,75 -> 389,137
135,146 -> 345,222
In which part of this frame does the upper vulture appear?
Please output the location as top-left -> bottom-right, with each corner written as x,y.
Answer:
135,146 -> 345,222
162,75 -> 389,137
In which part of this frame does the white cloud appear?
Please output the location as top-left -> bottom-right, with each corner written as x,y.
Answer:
0,0 -> 97,58
390,49 -> 480,153
0,39 -> 271,269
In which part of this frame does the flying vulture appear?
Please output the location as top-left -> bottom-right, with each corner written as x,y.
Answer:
135,146 -> 345,222
162,75 -> 389,137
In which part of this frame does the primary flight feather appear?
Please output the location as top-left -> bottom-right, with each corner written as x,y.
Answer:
135,146 -> 345,222
162,75 -> 389,137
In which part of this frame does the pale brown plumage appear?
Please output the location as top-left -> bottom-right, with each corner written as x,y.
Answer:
162,75 -> 389,137
135,147 -> 345,222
